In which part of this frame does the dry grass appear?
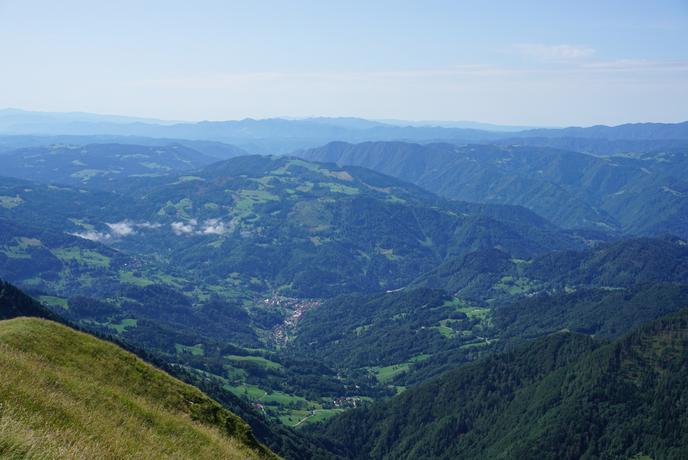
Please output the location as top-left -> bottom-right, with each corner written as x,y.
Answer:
0,317 -> 278,459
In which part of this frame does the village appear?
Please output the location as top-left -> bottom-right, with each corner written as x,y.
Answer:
267,294 -> 321,346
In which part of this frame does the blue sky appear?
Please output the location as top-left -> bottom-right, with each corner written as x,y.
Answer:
1,0 -> 686,125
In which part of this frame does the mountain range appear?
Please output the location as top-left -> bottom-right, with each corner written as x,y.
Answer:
300,141 -> 688,238
0,111 -> 687,458
2,109 -> 687,154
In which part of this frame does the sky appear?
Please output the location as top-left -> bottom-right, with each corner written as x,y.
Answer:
0,0 -> 687,126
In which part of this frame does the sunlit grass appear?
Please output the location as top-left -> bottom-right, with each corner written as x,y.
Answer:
0,318 -> 277,459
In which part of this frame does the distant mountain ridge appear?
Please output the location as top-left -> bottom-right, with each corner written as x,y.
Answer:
2,109 -> 686,154
518,121 -> 688,140
299,141 -> 688,238
0,107 -> 180,128
0,143 -> 217,189
0,134 -> 249,158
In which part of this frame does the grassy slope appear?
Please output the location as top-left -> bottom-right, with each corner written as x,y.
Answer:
0,317 -> 278,460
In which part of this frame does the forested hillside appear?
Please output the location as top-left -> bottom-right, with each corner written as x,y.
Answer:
0,156 -> 582,298
0,278 -> 60,321
414,235 -> 688,301
301,141 -> 688,237
314,309 -> 688,460
0,143 -> 216,189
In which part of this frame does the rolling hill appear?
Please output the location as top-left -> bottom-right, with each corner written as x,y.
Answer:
287,236 -> 688,389
2,151 -> 686,441
0,155 -> 583,298
0,134 -> 249,158
299,141 -> 688,238
0,143 -> 217,189
0,154 -> 590,431
288,281 -> 688,391
117,155 -> 584,297
414,235 -> 688,301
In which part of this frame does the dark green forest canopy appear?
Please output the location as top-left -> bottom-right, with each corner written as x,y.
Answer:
413,235 -> 688,302
0,278 -> 60,321
312,309 -> 688,460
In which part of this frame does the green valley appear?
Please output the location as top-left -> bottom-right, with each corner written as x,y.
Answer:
4,5 -> 687,458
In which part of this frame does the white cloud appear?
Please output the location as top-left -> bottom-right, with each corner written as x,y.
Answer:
73,218 -> 233,241
200,218 -> 227,235
70,231 -> 111,242
579,59 -> 688,72
106,221 -> 136,237
137,221 -> 162,229
72,220 -> 165,242
170,218 -> 231,236
171,219 -> 197,235
512,44 -> 595,61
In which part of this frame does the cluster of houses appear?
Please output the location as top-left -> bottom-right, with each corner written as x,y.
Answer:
266,294 -> 321,345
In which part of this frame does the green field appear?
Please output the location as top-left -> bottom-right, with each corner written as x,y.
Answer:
495,275 -> 537,295
457,305 -> 491,320
434,322 -> 456,338
370,354 -> 431,383
157,198 -> 194,218
318,182 -> 360,195
37,295 -> 69,309
108,318 -> 138,333
0,237 -> 43,259
53,247 -> 111,268
229,384 -> 312,407
176,343 -> 204,356
118,270 -> 155,287
280,408 -> 345,427
225,382 -> 343,427
0,195 -> 23,208
225,354 -> 284,370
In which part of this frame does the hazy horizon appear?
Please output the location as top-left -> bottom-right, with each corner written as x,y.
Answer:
1,106 -> 685,130
1,1 -> 687,125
